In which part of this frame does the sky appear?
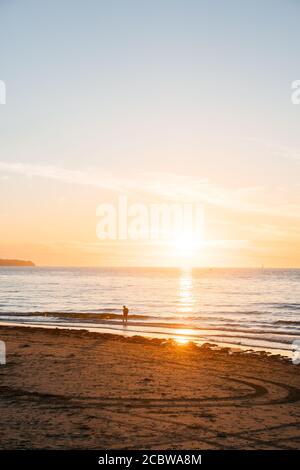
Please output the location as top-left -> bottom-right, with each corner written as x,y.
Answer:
0,0 -> 300,267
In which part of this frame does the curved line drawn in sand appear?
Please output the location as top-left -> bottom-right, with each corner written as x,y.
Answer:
0,375 -> 299,409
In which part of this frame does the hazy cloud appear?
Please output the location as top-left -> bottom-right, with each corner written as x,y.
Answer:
1,160 -> 300,220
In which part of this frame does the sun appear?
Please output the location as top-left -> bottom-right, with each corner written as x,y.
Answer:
172,232 -> 202,257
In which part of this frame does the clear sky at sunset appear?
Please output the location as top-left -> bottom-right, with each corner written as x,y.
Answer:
0,0 -> 300,266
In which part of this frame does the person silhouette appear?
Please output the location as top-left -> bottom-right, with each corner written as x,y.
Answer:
122,305 -> 129,325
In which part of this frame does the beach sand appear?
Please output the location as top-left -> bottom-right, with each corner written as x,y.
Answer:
0,325 -> 299,450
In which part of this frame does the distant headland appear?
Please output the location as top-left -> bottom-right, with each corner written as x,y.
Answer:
0,259 -> 35,267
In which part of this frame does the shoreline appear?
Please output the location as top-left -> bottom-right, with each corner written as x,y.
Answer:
0,324 -> 300,449
0,319 -> 295,359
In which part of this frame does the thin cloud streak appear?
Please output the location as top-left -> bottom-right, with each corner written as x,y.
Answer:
0,161 -> 120,192
1,160 -> 300,220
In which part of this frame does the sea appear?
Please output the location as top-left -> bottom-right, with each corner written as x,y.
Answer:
0,267 -> 299,357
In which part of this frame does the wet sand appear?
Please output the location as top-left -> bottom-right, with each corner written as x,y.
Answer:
0,325 -> 300,449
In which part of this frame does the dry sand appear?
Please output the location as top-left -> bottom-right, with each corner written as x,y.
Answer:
0,325 -> 299,449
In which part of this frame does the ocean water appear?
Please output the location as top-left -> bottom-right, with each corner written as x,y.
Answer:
0,267 -> 299,356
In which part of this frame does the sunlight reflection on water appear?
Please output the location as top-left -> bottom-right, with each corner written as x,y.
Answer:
177,268 -> 195,315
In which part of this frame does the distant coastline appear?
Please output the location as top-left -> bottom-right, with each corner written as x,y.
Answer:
0,259 -> 35,267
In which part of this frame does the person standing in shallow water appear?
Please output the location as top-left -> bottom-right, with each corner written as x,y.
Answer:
122,305 -> 129,325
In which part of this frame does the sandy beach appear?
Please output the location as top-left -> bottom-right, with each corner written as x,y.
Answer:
0,325 -> 299,449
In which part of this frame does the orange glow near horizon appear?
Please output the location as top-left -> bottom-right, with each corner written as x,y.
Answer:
1,173 -> 300,268
173,329 -> 195,345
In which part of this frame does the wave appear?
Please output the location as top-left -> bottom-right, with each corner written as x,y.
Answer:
1,311 -> 300,330
274,319 -> 300,326
0,311 -> 151,321
272,303 -> 300,310
1,312 -> 300,337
